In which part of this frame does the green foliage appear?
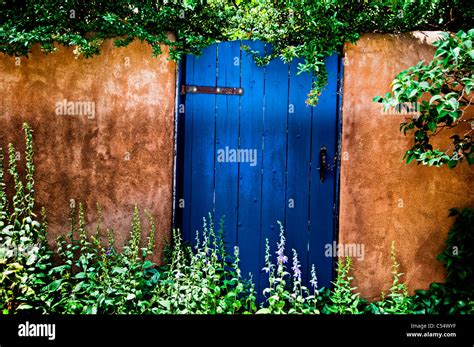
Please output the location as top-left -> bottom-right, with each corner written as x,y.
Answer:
149,215 -> 256,314
257,222 -> 319,314
0,0 -> 236,60
323,257 -> 361,314
40,203 -> 159,314
1,124 -> 472,314
410,208 -> 474,314
1,1 -> 469,105
439,208 -> 474,290
374,30 -> 473,168
234,0 -> 469,105
368,242 -> 413,314
0,123 -> 53,313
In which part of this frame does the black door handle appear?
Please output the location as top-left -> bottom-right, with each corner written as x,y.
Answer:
320,146 -> 327,183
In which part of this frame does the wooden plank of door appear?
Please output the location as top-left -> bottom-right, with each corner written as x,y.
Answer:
286,58 -> 313,284
189,45 -> 217,245
215,41 -> 241,254
259,45 -> 289,294
309,53 -> 339,288
238,40 -> 265,292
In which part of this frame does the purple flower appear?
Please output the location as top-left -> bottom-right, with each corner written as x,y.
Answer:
276,248 -> 288,264
310,264 -> 318,289
293,266 -> 301,280
292,249 -> 301,281
234,246 -> 239,258
106,248 -> 112,256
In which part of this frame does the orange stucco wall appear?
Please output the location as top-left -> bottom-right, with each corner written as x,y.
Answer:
0,40 -> 176,262
339,32 -> 473,300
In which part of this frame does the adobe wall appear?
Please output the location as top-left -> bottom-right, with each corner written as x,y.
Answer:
0,40 -> 176,262
340,32 -> 473,299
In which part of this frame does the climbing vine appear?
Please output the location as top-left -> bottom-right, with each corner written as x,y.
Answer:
231,0 -> 471,104
1,0 -> 470,104
375,30 -> 473,168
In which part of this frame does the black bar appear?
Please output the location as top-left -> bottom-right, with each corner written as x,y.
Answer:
0,315 -> 472,346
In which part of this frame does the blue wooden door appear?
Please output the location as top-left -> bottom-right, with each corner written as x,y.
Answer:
175,40 -> 342,294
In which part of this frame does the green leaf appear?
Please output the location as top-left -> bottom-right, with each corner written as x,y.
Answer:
429,95 -> 443,105
419,82 -> 429,90
73,282 -> 85,292
452,47 -> 460,58
46,279 -> 62,292
158,300 -> 171,310
427,121 -> 437,132
17,304 -> 33,310
392,83 -> 402,91
447,97 -> 459,110
75,272 -> 86,279
406,153 -> 416,165
256,308 -> 271,314
26,253 -> 36,266
409,89 -> 419,99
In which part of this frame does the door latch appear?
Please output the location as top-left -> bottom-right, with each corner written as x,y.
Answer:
319,146 -> 327,183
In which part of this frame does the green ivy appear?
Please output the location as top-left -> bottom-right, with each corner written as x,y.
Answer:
374,30 -> 473,168
1,0 -> 470,105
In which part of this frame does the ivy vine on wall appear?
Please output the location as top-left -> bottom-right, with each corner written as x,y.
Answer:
375,30 -> 473,168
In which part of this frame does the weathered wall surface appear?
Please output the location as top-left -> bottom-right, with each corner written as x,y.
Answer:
0,40 -> 176,262
340,32 -> 473,299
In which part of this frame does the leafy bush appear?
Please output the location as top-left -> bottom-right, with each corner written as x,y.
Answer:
149,216 -> 256,314
322,257 -> 361,314
1,124 -> 472,314
40,204 -> 159,314
0,123 -> 54,313
367,242 -> 413,314
374,30 -> 473,168
257,222 -> 319,314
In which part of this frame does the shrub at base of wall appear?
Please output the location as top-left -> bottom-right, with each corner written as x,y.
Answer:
1,125 -> 472,314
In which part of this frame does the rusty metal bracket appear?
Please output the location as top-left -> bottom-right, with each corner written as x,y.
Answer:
180,85 -> 243,96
